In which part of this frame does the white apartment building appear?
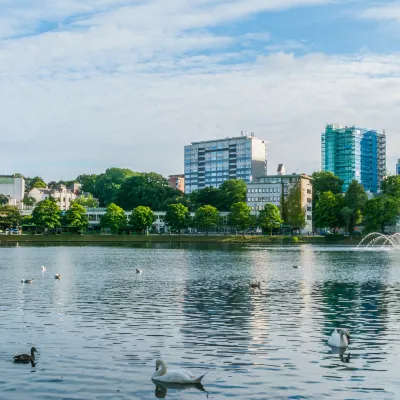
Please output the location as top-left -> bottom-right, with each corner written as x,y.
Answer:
0,175 -> 25,207
29,184 -> 77,210
246,168 -> 313,233
184,133 -> 268,194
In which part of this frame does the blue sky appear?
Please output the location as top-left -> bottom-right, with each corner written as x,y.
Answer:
0,0 -> 399,180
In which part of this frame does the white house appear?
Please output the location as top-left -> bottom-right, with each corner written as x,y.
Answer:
29,184 -> 77,210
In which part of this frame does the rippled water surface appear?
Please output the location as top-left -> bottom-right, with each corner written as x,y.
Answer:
1,244 -> 400,399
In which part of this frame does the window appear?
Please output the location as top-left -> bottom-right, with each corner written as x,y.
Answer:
307,198 -> 312,203
307,215 -> 312,220
307,189 -> 312,194
247,197 -> 251,202
307,207 -> 312,212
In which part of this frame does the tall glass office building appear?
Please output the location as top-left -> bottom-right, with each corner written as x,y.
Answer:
397,159 -> 400,175
184,135 -> 267,194
321,124 -> 386,193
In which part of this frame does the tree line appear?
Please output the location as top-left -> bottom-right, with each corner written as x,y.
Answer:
312,172 -> 400,234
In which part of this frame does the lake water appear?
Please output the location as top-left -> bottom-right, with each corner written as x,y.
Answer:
0,244 -> 400,399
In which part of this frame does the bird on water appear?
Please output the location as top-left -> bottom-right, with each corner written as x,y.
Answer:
13,347 -> 38,363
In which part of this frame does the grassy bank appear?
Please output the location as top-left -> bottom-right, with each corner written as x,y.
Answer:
0,234 -> 361,245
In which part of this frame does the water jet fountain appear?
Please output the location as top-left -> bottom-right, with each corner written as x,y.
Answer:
357,233 -> 400,249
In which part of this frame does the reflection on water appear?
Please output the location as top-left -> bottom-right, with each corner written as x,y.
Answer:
0,245 -> 400,399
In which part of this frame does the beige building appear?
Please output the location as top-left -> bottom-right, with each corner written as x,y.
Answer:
29,184 -> 77,210
246,166 -> 313,233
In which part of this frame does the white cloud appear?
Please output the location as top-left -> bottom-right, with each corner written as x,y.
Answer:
0,0 -> 398,180
361,3 -> 400,23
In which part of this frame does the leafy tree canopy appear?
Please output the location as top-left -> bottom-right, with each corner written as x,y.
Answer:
0,194 -> 9,206
116,172 -> 179,211
381,176 -> 400,198
32,199 -> 61,228
311,171 -> 344,198
217,179 -> 247,211
74,194 -> 99,208
258,203 -> 283,235
164,203 -> 190,233
63,202 -> 89,231
76,174 -> 98,195
363,196 -> 399,234
283,180 -> 306,229
129,206 -> 155,234
100,203 -> 127,232
228,202 -> 253,234
314,191 -> 344,231
28,176 -> 47,190
194,205 -> 220,233
0,205 -> 22,229
189,187 -> 220,210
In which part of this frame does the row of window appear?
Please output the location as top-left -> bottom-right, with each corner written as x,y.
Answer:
248,187 -> 281,193
248,197 -> 280,203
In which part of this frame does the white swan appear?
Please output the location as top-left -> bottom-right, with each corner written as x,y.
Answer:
42,266 -> 46,271
328,328 -> 350,348
151,359 -> 207,384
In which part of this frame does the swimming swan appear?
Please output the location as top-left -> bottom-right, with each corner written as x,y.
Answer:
328,328 -> 350,348
151,359 -> 207,384
41,266 -> 46,271
14,347 -> 38,363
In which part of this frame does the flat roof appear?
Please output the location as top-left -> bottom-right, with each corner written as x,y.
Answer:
189,135 -> 265,145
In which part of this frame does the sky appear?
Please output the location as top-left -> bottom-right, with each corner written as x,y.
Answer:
0,0 -> 399,181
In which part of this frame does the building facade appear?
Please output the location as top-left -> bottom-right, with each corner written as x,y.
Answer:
29,184 -> 77,210
184,134 -> 267,194
246,171 -> 313,233
168,174 -> 185,192
0,175 -> 25,207
397,159 -> 400,175
321,124 -> 386,193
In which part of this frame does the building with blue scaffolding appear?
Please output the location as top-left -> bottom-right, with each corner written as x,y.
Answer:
321,124 -> 386,193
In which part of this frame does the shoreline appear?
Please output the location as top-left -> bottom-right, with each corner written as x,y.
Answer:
0,234 -> 362,245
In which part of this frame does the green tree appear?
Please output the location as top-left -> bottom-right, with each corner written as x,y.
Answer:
74,194 -> 99,208
363,196 -> 399,233
32,199 -> 61,228
63,202 -> 89,232
311,171 -> 344,199
116,172 -> 179,211
22,195 -> 36,206
0,205 -> 22,229
95,168 -> 136,206
76,174 -> 98,195
381,176 -> 400,198
194,205 -> 220,234
314,191 -> 344,232
189,187 -> 220,210
217,180 -> 247,211
100,203 -> 127,232
342,180 -> 368,233
228,202 -> 253,235
0,194 -> 9,206
284,180 -> 306,229
28,176 -> 47,190
129,206 -> 155,235
164,203 -> 190,234
258,204 -> 283,235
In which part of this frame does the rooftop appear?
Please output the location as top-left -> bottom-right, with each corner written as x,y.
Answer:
189,134 -> 265,145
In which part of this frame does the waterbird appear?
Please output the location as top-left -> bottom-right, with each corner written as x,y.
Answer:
55,274 -> 61,280
136,268 -> 142,274
293,265 -> 300,269
328,328 -> 351,348
21,279 -> 34,284
152,359 -> 207,384
249,282 -> 261,289
13,347 -> 38,363
41,266 -> 46,271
